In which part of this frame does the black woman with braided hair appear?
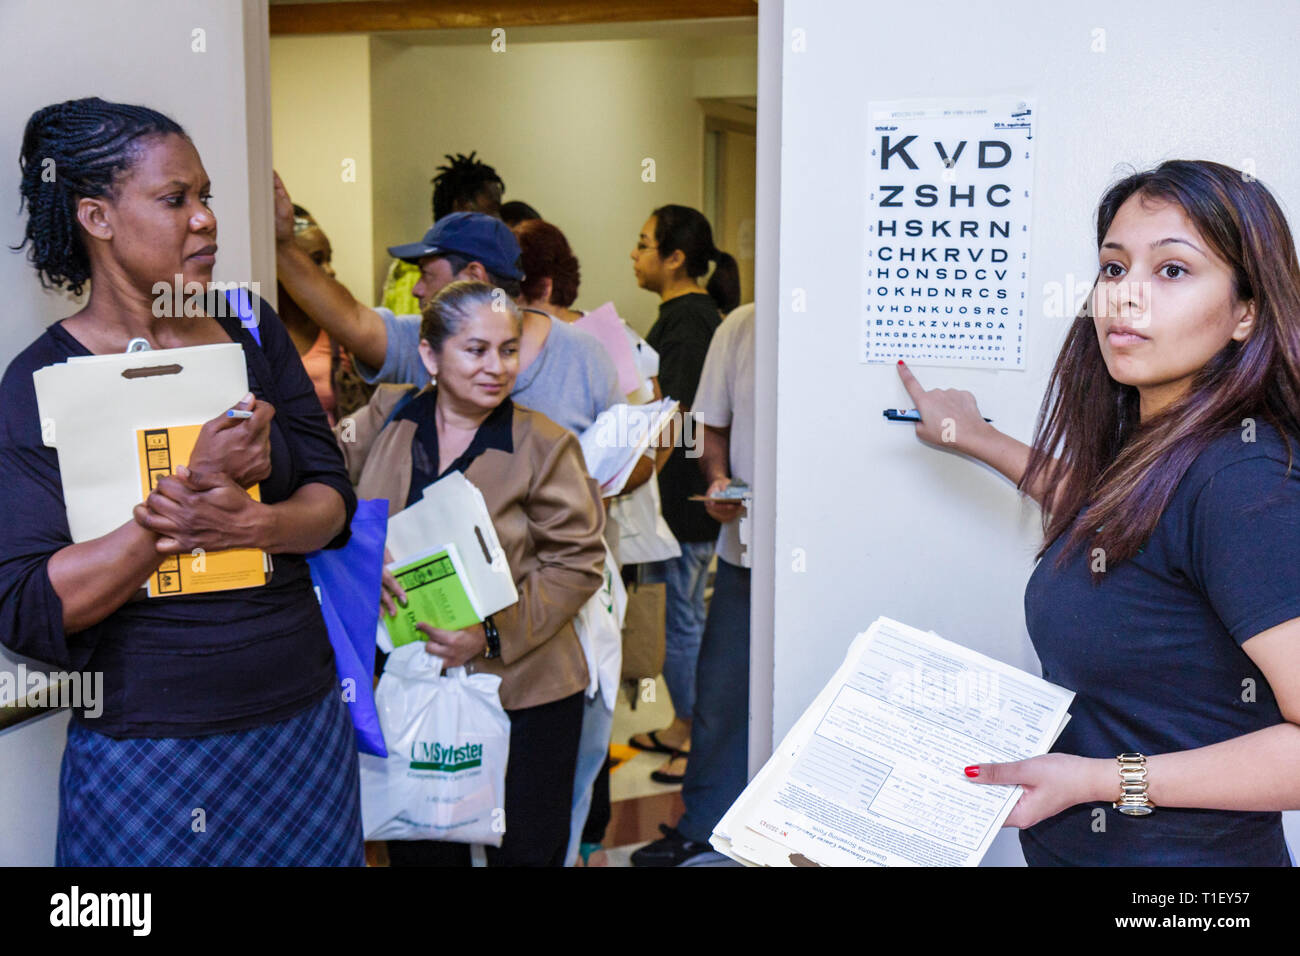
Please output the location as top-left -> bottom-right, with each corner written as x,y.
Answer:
0,97 -> 364,865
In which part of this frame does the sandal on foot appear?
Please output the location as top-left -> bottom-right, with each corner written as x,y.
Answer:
628,729 -> 681,755
650,752 -> 688,785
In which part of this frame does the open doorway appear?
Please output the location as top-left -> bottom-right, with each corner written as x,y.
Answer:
701,97 -> 757,307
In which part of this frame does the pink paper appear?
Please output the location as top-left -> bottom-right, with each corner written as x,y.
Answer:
574,302 -> 641,396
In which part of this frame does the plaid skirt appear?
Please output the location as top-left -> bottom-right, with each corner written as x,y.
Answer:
56,689 -> 364,866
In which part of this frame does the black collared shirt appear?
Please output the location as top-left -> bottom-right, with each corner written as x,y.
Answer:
396,386 -> 515,508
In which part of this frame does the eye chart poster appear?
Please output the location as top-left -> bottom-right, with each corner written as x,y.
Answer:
862,97 -> 1035,368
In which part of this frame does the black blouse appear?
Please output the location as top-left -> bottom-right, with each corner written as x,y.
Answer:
396,386 -> 515,508
1021,422 -> 1299,866
0,300 -> 356,738
646,292 -> 722,543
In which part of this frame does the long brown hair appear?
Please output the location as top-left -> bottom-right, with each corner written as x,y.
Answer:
1021,160 -> 1300,577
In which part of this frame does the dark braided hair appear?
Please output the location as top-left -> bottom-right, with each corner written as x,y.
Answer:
431,151 -> 503,221
14,97 -> 186,296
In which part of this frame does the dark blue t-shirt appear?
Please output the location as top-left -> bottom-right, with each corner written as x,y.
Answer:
1022,421 -> 1300,866
0,302 -> 356,738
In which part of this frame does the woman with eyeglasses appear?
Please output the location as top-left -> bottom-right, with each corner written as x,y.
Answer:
626,206 -> 740,785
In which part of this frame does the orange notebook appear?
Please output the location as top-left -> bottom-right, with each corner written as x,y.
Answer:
136,424 -> 268,597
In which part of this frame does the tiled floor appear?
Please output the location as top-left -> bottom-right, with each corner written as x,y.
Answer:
602,673 -> 684,863
594,566 -> 735,867
610,673 -> 683,802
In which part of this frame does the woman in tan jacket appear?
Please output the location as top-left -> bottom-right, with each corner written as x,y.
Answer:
336,279 -> 606,866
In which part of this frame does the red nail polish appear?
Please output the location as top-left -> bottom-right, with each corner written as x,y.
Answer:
964,765 -> 980,777
897,359 -> 904,365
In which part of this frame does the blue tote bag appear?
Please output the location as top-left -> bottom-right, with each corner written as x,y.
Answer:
307,497 -> 389,757
226,289 -> 388,756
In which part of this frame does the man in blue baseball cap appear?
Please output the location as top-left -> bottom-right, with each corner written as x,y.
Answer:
273,173 -> 623,437
385,210 -> 525,294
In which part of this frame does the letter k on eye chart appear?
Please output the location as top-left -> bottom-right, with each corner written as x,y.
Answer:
863,97 -> 1036,369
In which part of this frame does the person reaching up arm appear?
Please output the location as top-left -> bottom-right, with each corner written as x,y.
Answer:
894,359 -> 1066,515
274,172 -> 389,371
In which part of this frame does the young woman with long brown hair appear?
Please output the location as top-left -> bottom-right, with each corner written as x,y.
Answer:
900,159 -> 1300,865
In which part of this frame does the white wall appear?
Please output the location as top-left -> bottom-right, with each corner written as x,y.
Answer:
0,0 -> 271,865
762,0 -> 1300,865
0,712 -> 68,865
270,34 -> 375,304
366,31 -> 756,333
268,24 -> 756,327
267,27 -> 758,325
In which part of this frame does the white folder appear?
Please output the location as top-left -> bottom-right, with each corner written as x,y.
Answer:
385,471 -> 519,618
577,398 -> 679,496
33,343 -> 250,543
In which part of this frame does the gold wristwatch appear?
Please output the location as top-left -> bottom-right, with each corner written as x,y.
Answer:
1113,752 -> 1155,815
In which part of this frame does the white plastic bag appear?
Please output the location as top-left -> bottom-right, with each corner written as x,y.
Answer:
572,540 -> 627,711
359,643 -> 511,846
609,470 -> 681,565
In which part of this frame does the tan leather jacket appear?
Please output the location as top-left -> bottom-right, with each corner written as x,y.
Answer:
336,385 -> 604,711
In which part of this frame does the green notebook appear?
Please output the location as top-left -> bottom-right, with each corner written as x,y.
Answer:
383,543 -> 482,648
